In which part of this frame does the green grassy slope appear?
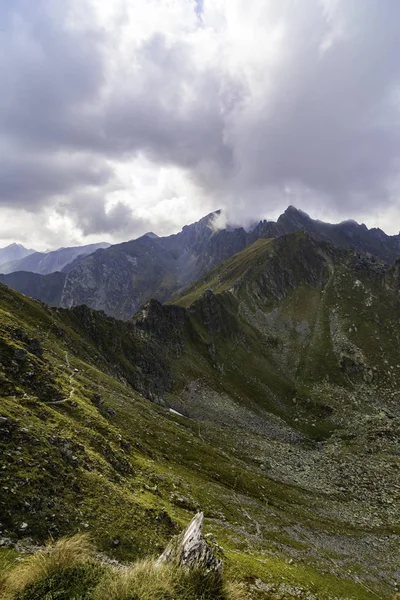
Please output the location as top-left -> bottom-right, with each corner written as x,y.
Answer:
1,232 -> 399,598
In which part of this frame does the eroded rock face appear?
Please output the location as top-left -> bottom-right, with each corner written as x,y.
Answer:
156,512 -> 222,574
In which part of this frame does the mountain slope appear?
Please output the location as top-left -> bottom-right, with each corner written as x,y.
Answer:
160,233 -> 400,432
0,242 -> 110,275
0,244 -> 35,267
140,232 -> 400,536
1,233 -> 399,598
56,206 -> 400,318
59,212 -> 221,319
0,271 -> 66,306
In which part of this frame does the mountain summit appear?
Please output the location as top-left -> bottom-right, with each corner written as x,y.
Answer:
0,243 -> 35,267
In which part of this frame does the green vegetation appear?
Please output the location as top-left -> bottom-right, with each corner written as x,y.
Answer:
172,238 -> 276,307
1,232 -> 399,599
1,534 -> 243,600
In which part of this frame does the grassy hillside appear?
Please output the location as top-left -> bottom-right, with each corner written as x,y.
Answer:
1,232 -> 399,598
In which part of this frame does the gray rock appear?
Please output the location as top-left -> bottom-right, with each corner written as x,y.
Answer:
156,512 -> 222,574
13,348 -> 28,362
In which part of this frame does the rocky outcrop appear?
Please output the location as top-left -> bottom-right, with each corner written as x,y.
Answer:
156,512 -> 222,574
133,299 -> 187,349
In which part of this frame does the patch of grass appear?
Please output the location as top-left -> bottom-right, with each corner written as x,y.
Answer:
92,560 -> 177,600
224,549 -> 381,600
1,534 -> 94,599
0,550 -> 21,597
13,563 -> 104,600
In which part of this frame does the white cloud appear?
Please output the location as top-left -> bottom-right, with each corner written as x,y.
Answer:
1,0 -> 400,247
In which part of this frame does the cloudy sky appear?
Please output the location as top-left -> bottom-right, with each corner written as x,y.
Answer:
1,0 -> 400,250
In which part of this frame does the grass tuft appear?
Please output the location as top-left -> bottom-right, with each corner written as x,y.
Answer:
223,580 -> 247,600
93,560 -> 177,600
1,534 -> 93,599
93,560 -> 240,600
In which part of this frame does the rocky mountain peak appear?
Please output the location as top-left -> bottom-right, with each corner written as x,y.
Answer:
277,205 -> 312,230
180,210 -> 221,239
141,231 -> 159,239
0,243 -> 35,267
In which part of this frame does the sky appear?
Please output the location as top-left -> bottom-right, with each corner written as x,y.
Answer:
2,0 -> 400,250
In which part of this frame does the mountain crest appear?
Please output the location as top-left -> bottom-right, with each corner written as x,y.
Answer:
3,207 -> 400,320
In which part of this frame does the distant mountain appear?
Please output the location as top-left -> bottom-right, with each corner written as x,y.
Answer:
54,211 -> 220,319
2,206 -> 400,320
0,243 -> 35,267
0,242 -> 110,275
251,205 -> 400,263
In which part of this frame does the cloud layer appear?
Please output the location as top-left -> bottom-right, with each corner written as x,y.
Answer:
2,0 -> 400,248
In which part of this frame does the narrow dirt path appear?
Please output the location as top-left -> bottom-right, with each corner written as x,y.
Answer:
47,351 -> 75,405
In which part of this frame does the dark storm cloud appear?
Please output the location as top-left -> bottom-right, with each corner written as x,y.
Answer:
0,2 -> 104,144
223,0 -> 400,216
0,149 -> 112,207
0,1 -> 230,216
101,33 -> 231,170
59,194 -> 151,237
0,0 -> 112,209
1,0 -> 400,236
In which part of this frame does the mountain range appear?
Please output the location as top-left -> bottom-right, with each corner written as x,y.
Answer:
0,225 -> 399,598
0,241 -> 110,275
0,243 -> 35,266
2,206 -> 400,321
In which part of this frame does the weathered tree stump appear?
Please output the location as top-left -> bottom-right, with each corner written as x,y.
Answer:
156,512 -> 222,574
